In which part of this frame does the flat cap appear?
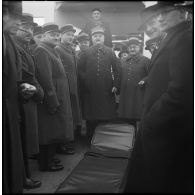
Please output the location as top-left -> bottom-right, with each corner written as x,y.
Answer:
77,31 -> 89,42
60,24 -> 76,34
42,23 -> 60,34
33,26 -> 43,36
20,13 -> 38,27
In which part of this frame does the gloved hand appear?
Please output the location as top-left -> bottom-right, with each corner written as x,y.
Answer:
19,83 -> 37,99
138,80 -> 145,87
112,86 -> 118,93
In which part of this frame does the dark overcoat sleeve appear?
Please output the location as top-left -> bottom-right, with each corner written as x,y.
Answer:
140,57 -> 151,83
32,66 -> 44,103
77,50 -> 88,90
143,33 -> 193,137
34,48 -> 60,110
110,51 -> 121,91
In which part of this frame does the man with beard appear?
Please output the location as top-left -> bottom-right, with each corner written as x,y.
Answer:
3,1 -> 24,193
14,13 -> 44,189
55,24 -> 81,154
118,38 -> 150,129
124,2 -> 193,193
77,26 -> 120,145
34,23 -> 73,172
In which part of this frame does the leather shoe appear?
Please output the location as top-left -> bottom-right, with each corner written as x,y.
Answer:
56,146 -> 75,155
23,178 -> 41,189
52,158 -> 61,164
47,164 -> 64,172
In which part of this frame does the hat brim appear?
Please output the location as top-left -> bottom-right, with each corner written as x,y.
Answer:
78,38 -> 89,42
21,21 -> 38,27
34,32 -> 43,36
92,31 -> 104,36
61,29 -> 76,34
44,30 -> 61,34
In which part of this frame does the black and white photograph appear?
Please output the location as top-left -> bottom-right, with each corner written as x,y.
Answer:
3,0 -> 193,193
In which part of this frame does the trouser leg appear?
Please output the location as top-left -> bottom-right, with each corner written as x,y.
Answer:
20,108 -> 31,179
86,120 -> 98,145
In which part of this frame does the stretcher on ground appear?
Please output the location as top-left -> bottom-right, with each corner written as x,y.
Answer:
56,123 -> 135,193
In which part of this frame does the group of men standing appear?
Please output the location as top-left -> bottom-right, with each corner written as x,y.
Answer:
3,1 -> 193,194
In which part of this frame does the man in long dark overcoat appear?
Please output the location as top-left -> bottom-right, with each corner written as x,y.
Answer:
3,2 -> 24,193
77,26 -> 120,144
34,23 -> 74,172
125,2 -> 193,193
14,13 -> 44,188
118,38 -> 150,126
55,25 -> 82,140
83,8 -> 112,48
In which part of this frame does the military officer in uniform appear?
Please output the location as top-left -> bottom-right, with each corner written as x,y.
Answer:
34,23 -> 74,172
77,26 -> 121,144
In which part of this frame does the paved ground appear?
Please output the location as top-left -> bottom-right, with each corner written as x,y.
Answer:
23,134 -> 89,193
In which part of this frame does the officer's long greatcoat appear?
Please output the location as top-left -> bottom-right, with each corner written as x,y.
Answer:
118,54 -> 150,119
77,45 -> 120,120
55,42 -> 82,128
34,41 -> 74,145
125,21 -> 193,193
14,36 -> 44,156
3,33 -> 24,193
